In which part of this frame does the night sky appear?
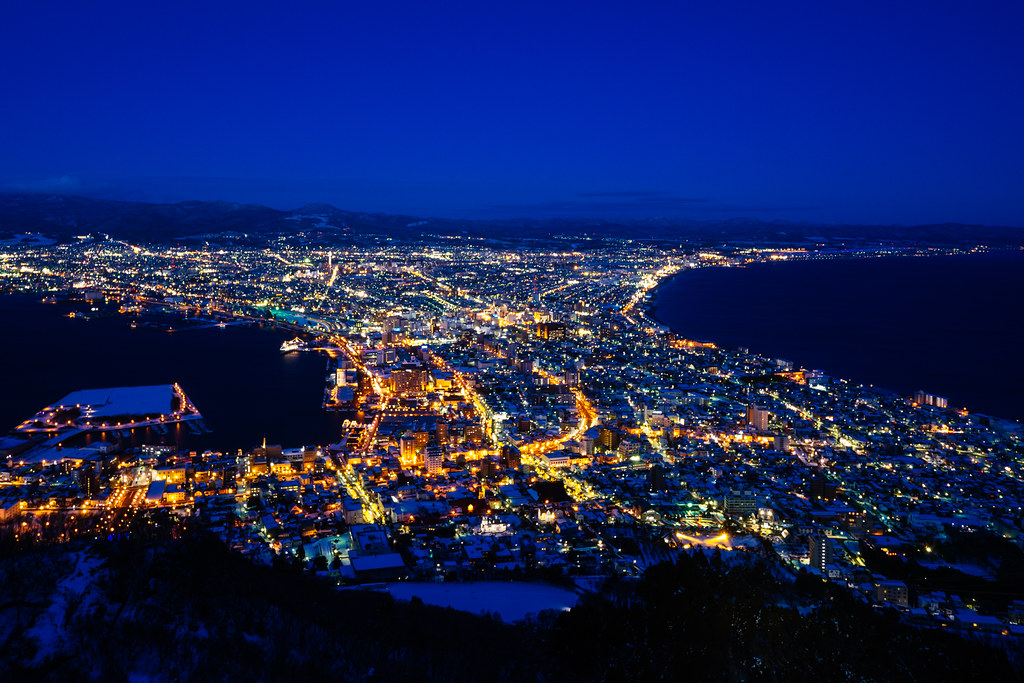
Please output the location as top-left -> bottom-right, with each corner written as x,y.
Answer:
2,1 -> 1022,225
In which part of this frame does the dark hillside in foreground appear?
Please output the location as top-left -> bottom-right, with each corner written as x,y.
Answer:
1,533 -> 1017,682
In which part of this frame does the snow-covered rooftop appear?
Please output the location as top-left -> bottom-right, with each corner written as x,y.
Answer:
55,385 -> 179,418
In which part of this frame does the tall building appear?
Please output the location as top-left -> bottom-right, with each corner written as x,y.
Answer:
746,404 -> 769,432
598,426 -> 622,450
464,423 -> 483,447
537,322 -> 566,340
809,478 -> 838,502
774,358 -> 794,371
810,532 -> 832,573
875,580 -> 909,606
412,427 -> 431,452
424,446 -> 444,475
725,490 -> 756,518
391,366 -> 428,395
517,415 -> 532,434
914,390 -> 948,409
502,444 -> 521,469
400,432 -> 427,466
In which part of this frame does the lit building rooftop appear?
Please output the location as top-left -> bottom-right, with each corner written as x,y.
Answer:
55,384 -> 182,418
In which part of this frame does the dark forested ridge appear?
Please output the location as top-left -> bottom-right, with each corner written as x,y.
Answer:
1,534 -> 1017,682
2,193 -> 1022,247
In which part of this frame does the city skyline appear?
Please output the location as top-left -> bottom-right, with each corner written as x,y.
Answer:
3,2 -> 1024,679
1,225 -> 1022,680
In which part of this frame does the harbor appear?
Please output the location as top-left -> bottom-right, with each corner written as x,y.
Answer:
0,295 -> 347,452
3,383 -> 209,464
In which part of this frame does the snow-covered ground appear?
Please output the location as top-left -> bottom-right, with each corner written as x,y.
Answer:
386,581 -> 579,622
25,550 -> 105,664
919,561 -> 995,578
0,233 -> 55,246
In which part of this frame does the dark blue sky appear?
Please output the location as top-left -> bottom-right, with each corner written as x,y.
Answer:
2,1 -> 1022,225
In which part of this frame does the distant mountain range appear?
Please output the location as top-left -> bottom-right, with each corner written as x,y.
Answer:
1,193 -> 1022,247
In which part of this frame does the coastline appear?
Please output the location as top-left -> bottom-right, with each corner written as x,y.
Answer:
644,249 -> 1001,338
644,267 -> 686,334
642,251 -> 1024,422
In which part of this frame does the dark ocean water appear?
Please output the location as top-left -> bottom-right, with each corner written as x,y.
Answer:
650,251 -> 1024,421
0,296 -> 345,450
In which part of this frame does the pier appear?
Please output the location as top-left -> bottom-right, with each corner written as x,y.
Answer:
6,384 -> 205,464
